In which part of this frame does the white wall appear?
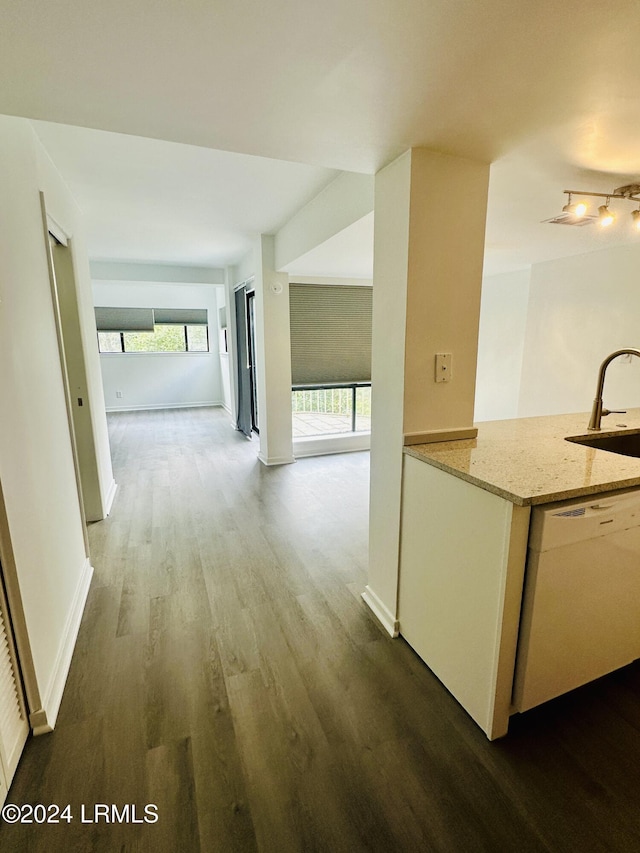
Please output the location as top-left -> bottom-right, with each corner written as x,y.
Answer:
90,260 -> 225,284
234,252 -> 256,286
474,269 -> 530,422
0,116 -> 97,728
38,140 -> 116,521
518,244 -> 640,418
219,353 -> 231,412
99,353 -> 219,411
223,265 -> 240,425
254,235 -> 294,465
367,148 -> 489,635
92,281 -> 224,411
275,172 -> 374,271
218,274 -> 231,413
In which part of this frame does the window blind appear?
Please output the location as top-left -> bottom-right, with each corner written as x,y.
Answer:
153,308 -> 208,325
94,307 -> 208,331
289,284 -> 373,385
94,307 -> 155,332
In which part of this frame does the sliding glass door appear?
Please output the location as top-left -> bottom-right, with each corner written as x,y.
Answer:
234,286 -> 253,437
246,290 -> 259,434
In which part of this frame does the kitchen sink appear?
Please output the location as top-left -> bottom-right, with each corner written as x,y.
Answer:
565,430 -> 640,458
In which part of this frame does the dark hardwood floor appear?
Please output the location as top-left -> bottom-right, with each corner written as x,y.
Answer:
3,406 -> 640,851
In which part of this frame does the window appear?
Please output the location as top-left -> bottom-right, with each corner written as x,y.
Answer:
186,325 -> 208,352
95,307 -> 210,353
289,284 -> 372,437
97,324 -> 209,353
97,331 -> 124,353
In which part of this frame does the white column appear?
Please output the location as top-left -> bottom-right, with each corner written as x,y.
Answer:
224,265 -> 240,428
253,235 -> 294,465
364,148 -> 490,636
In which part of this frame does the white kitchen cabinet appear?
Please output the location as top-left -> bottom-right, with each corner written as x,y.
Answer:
398,454 -> 530,740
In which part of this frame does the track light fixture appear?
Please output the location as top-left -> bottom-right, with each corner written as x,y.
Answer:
562,194 -> 588,218
598,201 -> 615,227
574,200 -> 588,217
545,183 -> 640,230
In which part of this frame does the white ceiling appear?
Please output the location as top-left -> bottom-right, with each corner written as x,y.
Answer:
484,140 -> 640,276
32,121 -> 339,267
5,0 -> 640,276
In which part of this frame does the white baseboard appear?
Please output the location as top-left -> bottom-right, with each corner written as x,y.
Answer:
258,453 -> 296,466
362,585 -> 399,637
105,401 -> 223,413
32,558 -> 94,734
29,709 -> 51,736
103,478 -> 118,516
294,432 -> 371,458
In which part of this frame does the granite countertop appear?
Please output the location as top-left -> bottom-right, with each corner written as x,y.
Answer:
404,410 -> 640,506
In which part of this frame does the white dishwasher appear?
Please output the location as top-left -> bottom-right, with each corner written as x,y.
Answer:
513,488 -> 640,713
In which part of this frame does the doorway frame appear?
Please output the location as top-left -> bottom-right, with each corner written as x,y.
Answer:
39,195 -> 90,557
245,287 -> 259,434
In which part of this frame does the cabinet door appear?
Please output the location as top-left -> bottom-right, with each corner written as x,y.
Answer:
0,581 -> 29,805
398,456 -> 530,739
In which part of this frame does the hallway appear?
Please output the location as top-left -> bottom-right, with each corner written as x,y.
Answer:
2,407 -> 640,851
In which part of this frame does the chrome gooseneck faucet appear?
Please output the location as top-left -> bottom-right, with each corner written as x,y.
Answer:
588,348 -> 640,430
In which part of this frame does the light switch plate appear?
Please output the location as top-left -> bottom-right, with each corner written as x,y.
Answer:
435,353 -> 452,383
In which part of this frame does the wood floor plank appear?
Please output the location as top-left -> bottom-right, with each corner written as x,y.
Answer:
190,724 -> 258,853
146,738 -> 200,853
116,545 -> 150,638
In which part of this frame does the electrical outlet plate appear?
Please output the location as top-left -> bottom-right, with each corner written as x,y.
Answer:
435,353 -> 452,383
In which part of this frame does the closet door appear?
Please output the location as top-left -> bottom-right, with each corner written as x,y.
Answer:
0,576 -> 28,805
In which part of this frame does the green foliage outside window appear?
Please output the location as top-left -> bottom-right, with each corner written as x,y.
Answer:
186,326 -> 208,352
98,325 -> 209,353
98,332 -> 123,353
124,324 -> 186,352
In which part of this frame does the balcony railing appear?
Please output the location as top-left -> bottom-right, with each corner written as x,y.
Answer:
292,383 -> 371,437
